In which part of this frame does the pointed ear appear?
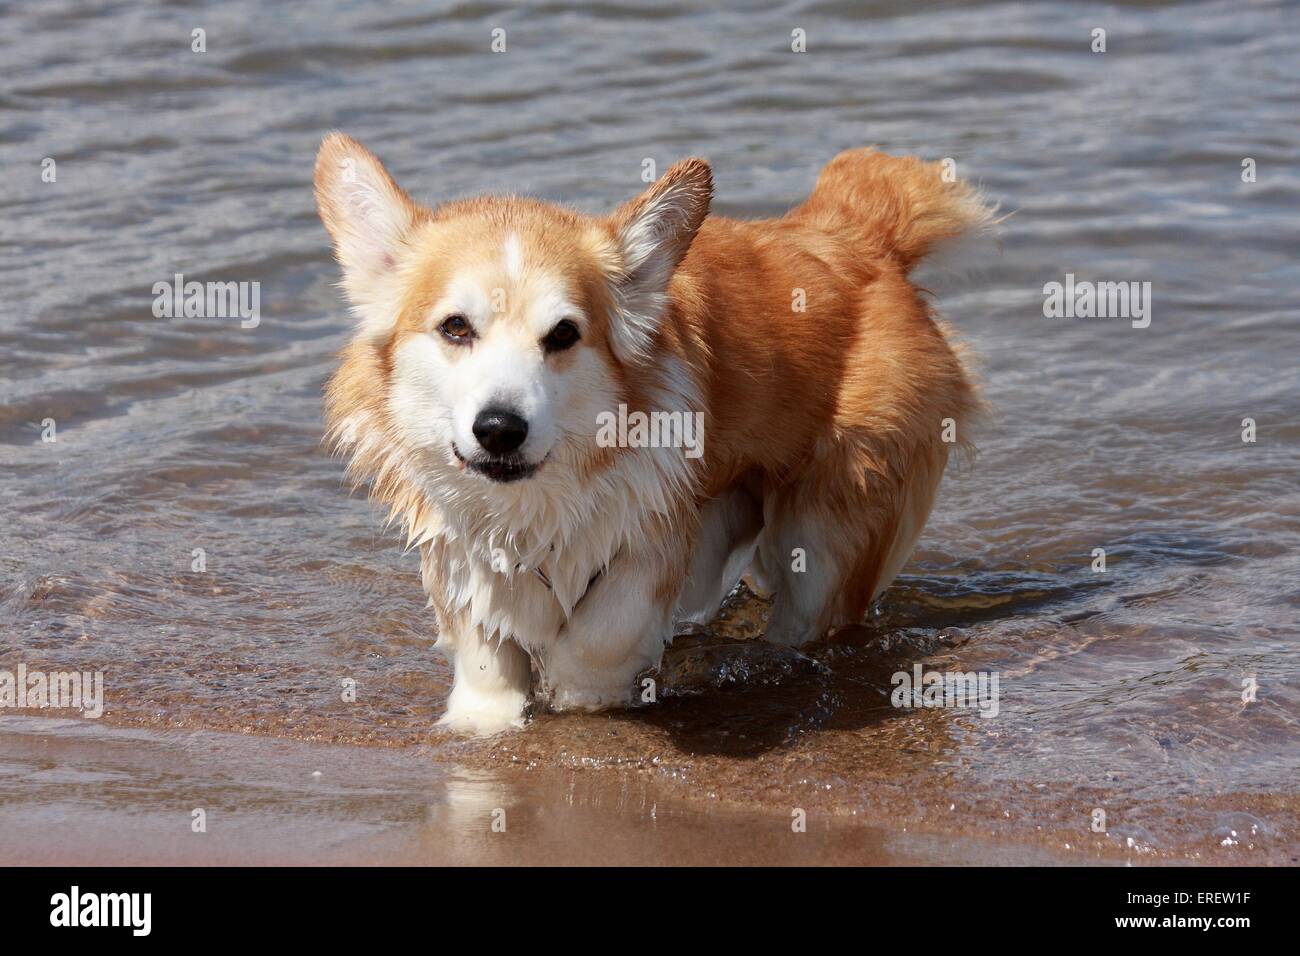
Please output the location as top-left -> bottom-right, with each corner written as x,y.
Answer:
607,158 -> 712,361
314,133 -> 419,326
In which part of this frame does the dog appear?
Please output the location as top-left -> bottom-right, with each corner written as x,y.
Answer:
314,133 -> 992,734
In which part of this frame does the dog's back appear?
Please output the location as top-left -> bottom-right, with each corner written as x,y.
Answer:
666,150 -> 993,639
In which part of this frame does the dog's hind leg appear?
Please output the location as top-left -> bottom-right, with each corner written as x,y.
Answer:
756,439 -> 949,647
754,488 -> 846,646
675,484 -> 763,627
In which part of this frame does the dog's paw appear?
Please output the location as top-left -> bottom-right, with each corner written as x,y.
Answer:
437,706 -> 526,736
438,685 -> 528,736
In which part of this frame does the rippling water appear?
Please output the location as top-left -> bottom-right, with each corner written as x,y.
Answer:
2,0 -> 1298,862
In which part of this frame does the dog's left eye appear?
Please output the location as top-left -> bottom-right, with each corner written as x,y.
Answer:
542,319 -> 580,353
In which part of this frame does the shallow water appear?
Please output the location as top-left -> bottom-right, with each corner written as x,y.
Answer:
2,0 -> 1298,863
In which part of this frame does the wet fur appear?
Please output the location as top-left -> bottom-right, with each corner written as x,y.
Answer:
315,134 -> 992,733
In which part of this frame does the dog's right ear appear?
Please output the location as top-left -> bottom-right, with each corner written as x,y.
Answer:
314,133 -> 419,326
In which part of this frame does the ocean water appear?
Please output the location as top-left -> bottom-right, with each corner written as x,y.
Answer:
1,0 -> 1297,862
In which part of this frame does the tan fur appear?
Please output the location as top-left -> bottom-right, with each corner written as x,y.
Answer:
316,133 -> 992,728
639,149 -> 987,628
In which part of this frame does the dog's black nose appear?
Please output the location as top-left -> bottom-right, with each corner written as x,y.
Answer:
472,407 -> 529,455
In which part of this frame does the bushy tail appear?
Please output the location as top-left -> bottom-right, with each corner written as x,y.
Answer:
794,149 -> 995,272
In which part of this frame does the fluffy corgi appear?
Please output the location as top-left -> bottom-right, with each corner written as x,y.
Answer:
315,134 -> 992,734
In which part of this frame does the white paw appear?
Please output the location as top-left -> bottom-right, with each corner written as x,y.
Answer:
438,685 -> 528,736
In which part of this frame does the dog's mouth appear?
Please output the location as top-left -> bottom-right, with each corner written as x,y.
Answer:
452,444 -> 541,483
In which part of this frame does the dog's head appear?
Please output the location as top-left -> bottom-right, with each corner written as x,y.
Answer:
315,133 -> 711,492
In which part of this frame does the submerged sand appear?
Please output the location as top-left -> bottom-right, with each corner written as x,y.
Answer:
2,710 -> 1291,866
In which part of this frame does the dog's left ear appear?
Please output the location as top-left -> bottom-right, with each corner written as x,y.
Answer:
607,158 -> 713,361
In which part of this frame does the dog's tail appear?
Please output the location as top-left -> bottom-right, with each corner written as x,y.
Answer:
794,148 -> 996,273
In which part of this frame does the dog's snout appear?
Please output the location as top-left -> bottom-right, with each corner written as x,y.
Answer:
472,407 -> 529,455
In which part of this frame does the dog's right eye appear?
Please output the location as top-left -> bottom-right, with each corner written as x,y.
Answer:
438,315 -> 475,343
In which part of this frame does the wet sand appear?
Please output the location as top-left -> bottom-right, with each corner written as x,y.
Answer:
4,587 -> 1297,867
0,715 -> 1093,866
3,706 -> 1291,866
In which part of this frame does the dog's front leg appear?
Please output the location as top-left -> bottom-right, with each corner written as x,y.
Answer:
541,554 -> 682,712
436,620 -> 532,735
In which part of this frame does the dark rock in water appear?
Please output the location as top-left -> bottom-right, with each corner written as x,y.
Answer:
658,635 -> 828,697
